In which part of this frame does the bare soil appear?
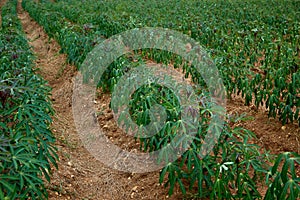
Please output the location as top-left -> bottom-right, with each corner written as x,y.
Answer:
0,0 -> 8,25
17,1 -> 299,200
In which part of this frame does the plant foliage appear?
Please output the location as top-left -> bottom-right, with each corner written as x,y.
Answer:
0,0 -> 58,199
21,0 -> 300,199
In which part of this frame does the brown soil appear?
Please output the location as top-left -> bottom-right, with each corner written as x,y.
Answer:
17,1 -> 299,200
0,0 -> 8,25
226,95 -> 300,155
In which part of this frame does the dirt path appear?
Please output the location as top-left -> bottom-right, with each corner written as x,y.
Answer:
17,1 -> 181,200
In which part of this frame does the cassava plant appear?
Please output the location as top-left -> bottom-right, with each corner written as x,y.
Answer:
265,152 -> 300,200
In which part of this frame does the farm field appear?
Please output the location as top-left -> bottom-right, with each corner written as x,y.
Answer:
0,0 -> 299,199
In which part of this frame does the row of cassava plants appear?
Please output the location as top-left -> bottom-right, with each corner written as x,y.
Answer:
22,0 -> 144,92
21,0 -> 300,199
0,0 -> 57,199
38,0 -> 300,126
120,82 -> 300,199
21,0 -> 105,67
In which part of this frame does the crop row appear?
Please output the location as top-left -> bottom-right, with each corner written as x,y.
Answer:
0,0 -> 57,199
31,0 -> 300,126
22,0 -> 105,68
